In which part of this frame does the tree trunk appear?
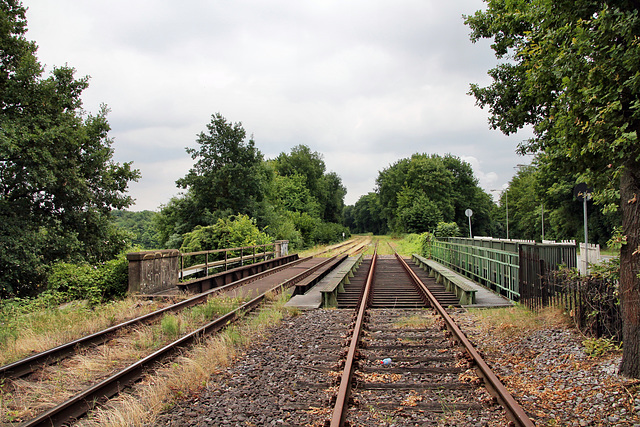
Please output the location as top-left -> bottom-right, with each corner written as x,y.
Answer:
619,160 -> 640,378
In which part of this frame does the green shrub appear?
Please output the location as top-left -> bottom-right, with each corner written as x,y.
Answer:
311,222 -> 350,244
420,232 -> 435,258
46,254 -> 129,305
433,221 -> 460,238
95,256 -> 129,300
47,262 -> 102,305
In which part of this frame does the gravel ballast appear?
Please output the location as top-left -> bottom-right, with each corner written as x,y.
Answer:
156,307 -> 640,426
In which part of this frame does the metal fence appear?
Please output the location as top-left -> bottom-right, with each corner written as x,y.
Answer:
180,243 -> 277,281
430,237 -> 577,301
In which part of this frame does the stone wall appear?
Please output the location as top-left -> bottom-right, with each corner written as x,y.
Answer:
127,249 -> 180,295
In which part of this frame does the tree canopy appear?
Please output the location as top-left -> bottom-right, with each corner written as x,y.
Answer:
375,153 -> 492,235
155,120 -> 349,250
0,1 -> 139,298
466,0 -> 640,377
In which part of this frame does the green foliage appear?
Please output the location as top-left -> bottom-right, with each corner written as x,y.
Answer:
179,214 -> 271,254
46,255 -> 129,306
397,187 -> 443,233
465,0 -> 640,375
271,145 -> 347,224
273,145 -> 325,201
344,192 -> 387,234
157,128 -> 348,251
582,337 -> 622,358
0,4 -> 139,298
156,113 -> 267,245
161,314 -> 181,338
47,263 -> 101,305
111,210 -> 160,249
376,154 -> 492,234
286,211 -> 320,247
433,222 -> 460,238
179,215 -> 272,268
419,232 -> 435,258
178,113 -> 267,215
311,222 -> 350,244
393,233 -> 423,256
271,173 -> 320,217
189,296 -> 244,322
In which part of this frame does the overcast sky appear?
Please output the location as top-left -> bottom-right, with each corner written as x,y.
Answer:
23,0 -> 531,211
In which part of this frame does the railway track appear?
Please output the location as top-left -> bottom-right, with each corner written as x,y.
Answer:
154,245 -> 534,426
329,245 -> 534,426
1,242 -> 363,427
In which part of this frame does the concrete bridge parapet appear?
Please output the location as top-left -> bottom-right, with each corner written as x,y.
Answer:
127,249 -> 180,294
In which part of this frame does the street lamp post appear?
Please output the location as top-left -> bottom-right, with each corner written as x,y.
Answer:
541,203 -> 545,241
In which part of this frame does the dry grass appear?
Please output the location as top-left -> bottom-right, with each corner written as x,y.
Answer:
466,305 -> 571,339
0,294 -> 251,425
78,291 -> 293,427
393,313 -> 436,329
0,298 -> 168,366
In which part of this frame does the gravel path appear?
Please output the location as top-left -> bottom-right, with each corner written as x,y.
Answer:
156,309 -> 350,426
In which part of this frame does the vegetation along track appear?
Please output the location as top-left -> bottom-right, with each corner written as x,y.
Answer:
328,244 -> 534,426
0,241 -> 361,426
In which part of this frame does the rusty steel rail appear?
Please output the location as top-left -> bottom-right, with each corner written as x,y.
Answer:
20,254 -> 344,427
0,256 -> 308,380
394,252 -> 534,427
330,245 -> 377,427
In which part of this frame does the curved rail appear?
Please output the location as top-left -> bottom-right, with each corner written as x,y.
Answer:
18,255 -> 342,427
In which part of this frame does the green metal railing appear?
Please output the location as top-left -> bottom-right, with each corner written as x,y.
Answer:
430,237 -> 577,301
431,239 -> 520,300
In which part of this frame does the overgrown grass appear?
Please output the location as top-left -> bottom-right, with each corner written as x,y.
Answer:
0,297 -> 166,366
80,291 -> 295,427
393,313 -> 436,329
359,234 -> 422,256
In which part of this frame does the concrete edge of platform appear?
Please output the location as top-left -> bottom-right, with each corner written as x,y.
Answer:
285,292 -> 323,310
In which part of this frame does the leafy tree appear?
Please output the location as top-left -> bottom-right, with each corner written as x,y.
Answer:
376,154 -> 492,234
157,113 -> 267,245
466,0 -> 640,377
434,222 -> 461,238
179,214 -> 271,254
111,210 -> 160,249
311,222 -> 350,244
318,171 -> 347,223
346,192 -> 387,234
177,113 -> 266,218
270,173 -> 320,217
273,145 -> 325,197
396,187 -> 443,233
272,145 -> 346,223
0,1 -> 139,297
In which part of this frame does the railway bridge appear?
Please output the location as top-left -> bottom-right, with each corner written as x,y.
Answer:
5,237 -> 572,426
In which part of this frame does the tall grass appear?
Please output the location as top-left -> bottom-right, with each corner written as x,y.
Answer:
0,298 -> 166,366
80,291 -> 294,427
